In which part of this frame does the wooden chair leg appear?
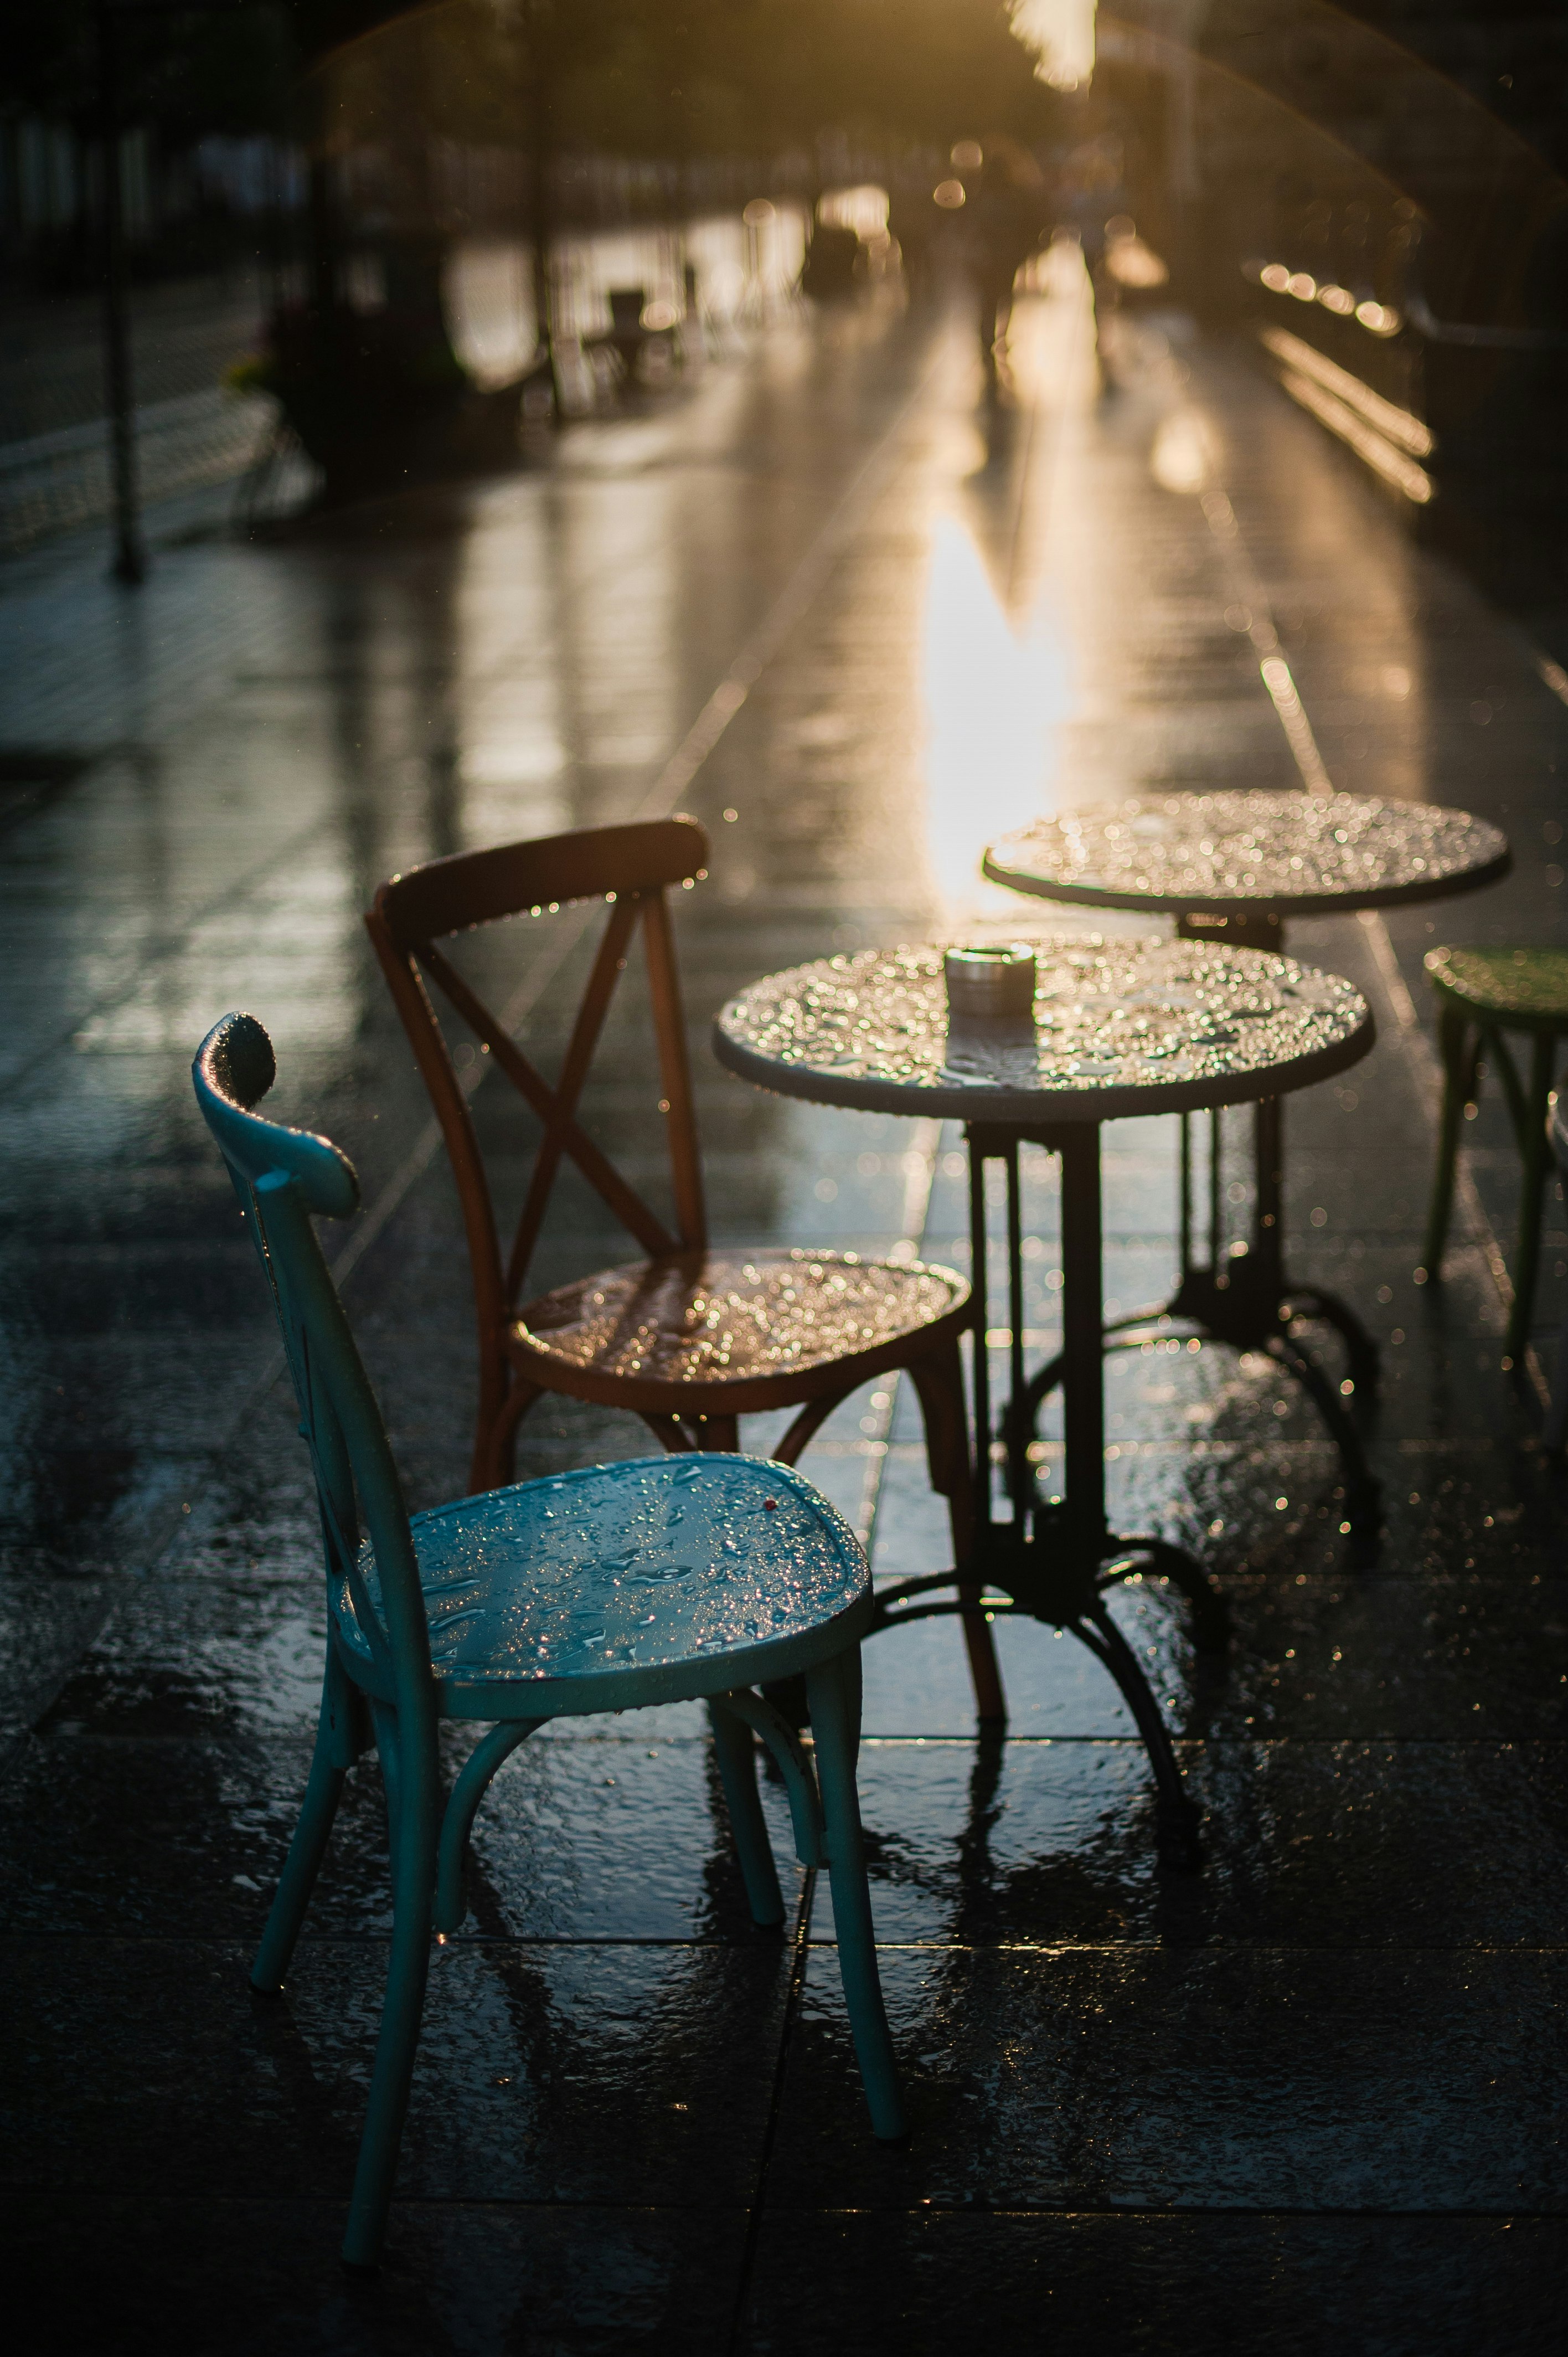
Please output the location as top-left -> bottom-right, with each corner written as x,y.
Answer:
906,1341 -> 1006,1725
1506,1030 -> 1559,1364
1423,1003 -> 1472,1279
341,1716 -> 439,2272
471,1373 -> 540,1495
640,1412 -> 696,1452
707,1700 -> 786,1925
773,1386 -> 855,1465
802,1646 -> 906,2141
639,1414 -> 738,1453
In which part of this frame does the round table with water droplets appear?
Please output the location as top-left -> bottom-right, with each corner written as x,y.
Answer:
982,789 -> 1509,932
715,932 -> 1375,1863
979,790 -> 1510,1521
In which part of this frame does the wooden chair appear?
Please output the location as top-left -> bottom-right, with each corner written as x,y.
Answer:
366,817 -> 1004,1722
192,1011 -> 904,2271
1422,945 -> 1568,1363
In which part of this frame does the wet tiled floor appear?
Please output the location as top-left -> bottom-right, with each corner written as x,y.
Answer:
2,271 -> 1565,2351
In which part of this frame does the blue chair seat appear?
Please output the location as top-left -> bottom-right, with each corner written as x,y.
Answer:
336,1452 -> 869,1718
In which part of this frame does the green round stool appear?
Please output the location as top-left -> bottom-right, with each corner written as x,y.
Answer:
1422,945 -> 1568,1364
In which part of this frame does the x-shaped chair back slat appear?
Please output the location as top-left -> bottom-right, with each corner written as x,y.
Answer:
368,821 -> 710,1333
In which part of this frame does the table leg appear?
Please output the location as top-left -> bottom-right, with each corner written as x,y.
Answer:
1056,1121 -> 1108,1567
1247,1094 -> 1379,1392
977,1121 -> 1117,1557
940,1121 -> 1221,1862
876,1115 -> 1221,1859
1017,1083 -> 1383,1545
968,1118 -> 994,1536
1172,914 -> 1384,1524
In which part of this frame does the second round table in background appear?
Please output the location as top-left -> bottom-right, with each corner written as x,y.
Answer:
983,789 -> 1510,1531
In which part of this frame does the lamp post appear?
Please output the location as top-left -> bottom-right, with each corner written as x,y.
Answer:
96,0 -> 146,584
92,0 -> 280,585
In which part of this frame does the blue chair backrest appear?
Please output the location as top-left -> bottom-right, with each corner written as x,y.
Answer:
192,1013 -> 435,1726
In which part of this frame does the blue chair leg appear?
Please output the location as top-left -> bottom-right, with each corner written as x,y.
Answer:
341,1719 -> 439,2272
802,1648 -> 906,2142
252,1654 -> 364,1994
707,1699 -> 786,1926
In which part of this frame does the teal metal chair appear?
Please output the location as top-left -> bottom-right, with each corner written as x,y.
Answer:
1422,945 -> 1568,1363
191,1012 -> 904,2272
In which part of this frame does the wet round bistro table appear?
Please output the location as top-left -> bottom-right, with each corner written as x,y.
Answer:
983,792 -> 1510,1533
715,933 -> 1374,1860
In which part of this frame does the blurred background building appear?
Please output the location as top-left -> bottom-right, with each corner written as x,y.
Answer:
4,2 -> 1567,606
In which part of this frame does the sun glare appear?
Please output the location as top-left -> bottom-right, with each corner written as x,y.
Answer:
1010,0 -> 1096,91
921,517 -> 1070,919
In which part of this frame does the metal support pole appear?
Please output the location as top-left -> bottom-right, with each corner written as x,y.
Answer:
1055,1124 -> 1106,1563
1004,1136 -> 1029,1524
967,1129 -> 993,1532
1255,1092 -> 1283,1289
1208,1107 -> 1222,1273
1179,1111 -> 1192,1273
525,0 -> 566,420
97,2 -> 145,585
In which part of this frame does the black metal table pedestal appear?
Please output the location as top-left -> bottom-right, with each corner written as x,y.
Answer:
1172,909 -> 1381,1533
871,1119 -> 1230,1868
1005,1082 -> 1383,1551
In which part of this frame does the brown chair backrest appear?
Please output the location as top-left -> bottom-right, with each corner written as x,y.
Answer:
367,820 -> 710,1342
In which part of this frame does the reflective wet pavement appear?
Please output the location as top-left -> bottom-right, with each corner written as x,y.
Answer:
2,270 -> 1566,2351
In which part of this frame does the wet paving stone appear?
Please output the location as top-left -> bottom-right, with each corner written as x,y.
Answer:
1,2196 -> 745,2356
825,1737 -> 1568,1948
773,1943 -> 1568,2213
0,1726 -> 803,1942
739,2212 -> 1564,2357
5,1934 -> 790,2204
1205,1570 -> 1568,1739
0,1566 -> 110,1744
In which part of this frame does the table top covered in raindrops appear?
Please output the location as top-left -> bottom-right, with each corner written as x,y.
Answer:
982,790 -> 1510,919
714,936 -> 1374,1126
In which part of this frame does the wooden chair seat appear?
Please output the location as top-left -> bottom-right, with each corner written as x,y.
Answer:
509,1246 -> 970,1414
1425,944 -> 1568,1029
